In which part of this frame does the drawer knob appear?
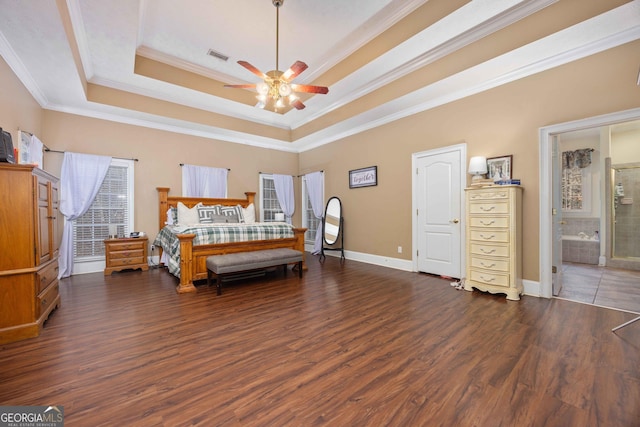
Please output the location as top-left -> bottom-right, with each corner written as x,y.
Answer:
479,206 -> 495,211
480,276 -> 495,282
480,220 -> 495,225
480,248 -> 496,254
480,234 -> 495,240
480,262 -> 496,268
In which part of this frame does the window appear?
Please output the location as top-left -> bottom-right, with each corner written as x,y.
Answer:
73,158 -> 134,273
562,164 -> 591,212
259,174 -> 283,222
301,175 -> 322,245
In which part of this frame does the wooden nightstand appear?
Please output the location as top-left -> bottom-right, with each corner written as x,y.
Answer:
104,237 -> 149,275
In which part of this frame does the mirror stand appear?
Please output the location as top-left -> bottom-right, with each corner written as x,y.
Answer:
320,217 -> 344,261
320,196 -> 345,262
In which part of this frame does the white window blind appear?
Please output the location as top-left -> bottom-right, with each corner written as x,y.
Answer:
259,174 -> 283,222
73,159 -> 134,265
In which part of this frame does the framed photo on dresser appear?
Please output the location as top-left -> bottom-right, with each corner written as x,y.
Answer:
487,155 -> 512,182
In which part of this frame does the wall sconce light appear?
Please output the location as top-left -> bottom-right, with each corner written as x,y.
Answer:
468,156 -> 488,186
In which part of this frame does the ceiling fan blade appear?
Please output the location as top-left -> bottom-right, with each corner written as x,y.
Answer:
224,84 -> 257,89
291,99 -> 306,110
282,61 -> 308,82
291,84 -> 329,94
237,60 -> 268,79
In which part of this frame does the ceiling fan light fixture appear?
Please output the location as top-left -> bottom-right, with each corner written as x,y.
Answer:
256,81 -> 269,95
278,82 -> 291,97
224,0 -> 328,112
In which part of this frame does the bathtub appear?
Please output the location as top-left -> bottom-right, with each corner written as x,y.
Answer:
562,234 -> 600,264
562,235 -> 599,241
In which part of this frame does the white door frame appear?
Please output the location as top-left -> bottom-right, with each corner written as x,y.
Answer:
412,143 -> 467,273
539,107 -> 640,298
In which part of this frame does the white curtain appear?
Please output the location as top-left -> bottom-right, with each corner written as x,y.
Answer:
58,152 -> 112,278
182,164 -> 228,198
273,174 -> 295,224
305,171 -> 324,254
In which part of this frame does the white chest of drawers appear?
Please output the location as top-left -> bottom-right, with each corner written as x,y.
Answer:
463,186 -> 523,300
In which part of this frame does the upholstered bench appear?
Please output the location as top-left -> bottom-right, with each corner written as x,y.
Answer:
206,248 -> 303,295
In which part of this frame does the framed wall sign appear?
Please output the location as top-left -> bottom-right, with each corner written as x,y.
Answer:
349,166 -> 377,188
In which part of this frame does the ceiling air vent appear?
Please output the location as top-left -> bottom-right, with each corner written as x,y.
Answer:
207,49 -> 229,62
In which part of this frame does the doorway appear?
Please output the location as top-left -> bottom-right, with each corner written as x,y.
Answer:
608,161 -> 640,269
541,108 -> 640,313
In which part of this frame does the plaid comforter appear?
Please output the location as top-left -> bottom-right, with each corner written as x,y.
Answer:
153,223 -> 295,278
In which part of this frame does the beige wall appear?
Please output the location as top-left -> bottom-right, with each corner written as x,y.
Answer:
300,40 -> 640,282
0,58 -> 42,151
612,128 -> 640,164
2,39 -> 640,284
41,112 -> 300,240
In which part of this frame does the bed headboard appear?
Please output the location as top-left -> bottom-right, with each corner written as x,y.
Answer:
157,187 -> 256,232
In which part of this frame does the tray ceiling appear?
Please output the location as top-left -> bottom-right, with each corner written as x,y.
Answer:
0,0 -> 638,152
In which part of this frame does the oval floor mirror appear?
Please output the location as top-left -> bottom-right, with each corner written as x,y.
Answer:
320,196 -> 345,261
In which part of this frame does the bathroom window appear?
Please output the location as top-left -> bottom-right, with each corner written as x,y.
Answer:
562,165 -> 591,212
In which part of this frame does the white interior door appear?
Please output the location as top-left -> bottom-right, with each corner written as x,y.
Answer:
552,135 -> 563,295
415,147 -> 463,278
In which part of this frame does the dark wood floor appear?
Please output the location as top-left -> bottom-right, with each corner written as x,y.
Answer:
1,256 -> 639,426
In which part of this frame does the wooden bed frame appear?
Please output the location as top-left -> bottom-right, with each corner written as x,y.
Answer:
157,187 -> 307,294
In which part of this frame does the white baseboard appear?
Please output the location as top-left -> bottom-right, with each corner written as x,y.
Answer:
311,248 -> 413,271
312,247 -> 544,298
522,279 -> 542,298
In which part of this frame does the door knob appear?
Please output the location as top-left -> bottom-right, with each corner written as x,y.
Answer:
450,219 -> 459,224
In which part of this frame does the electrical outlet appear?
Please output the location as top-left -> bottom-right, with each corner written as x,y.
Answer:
150,244 -> 155,252
397,246 -> 402,254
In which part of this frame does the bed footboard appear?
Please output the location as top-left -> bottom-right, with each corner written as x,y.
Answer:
157,187 -> 307,294
174,228 -> 307,294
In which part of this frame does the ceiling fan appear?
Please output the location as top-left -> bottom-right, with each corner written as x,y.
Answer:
224,0 -> 329,111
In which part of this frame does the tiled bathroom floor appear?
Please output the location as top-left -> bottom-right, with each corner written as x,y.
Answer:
558,262 -> 640,314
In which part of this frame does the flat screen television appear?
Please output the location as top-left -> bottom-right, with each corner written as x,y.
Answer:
0,128 -> 15,163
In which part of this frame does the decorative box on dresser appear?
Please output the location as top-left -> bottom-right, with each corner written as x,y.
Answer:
464,185 -> 523,301
0,164 -> 60,344
104,237 -> 149,275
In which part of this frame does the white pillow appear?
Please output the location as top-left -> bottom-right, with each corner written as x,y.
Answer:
242,203 -> 256,224
177,202 -> 201,225
166,208 -> 174,225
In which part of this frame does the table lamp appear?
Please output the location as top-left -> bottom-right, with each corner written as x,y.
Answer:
468,156 -> 488,186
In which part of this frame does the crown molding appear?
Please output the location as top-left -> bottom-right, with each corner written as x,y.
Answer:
293,2 -> 640,152
67,0 -> 94,79
135,45 -> 246,85
0,31 -> 48,107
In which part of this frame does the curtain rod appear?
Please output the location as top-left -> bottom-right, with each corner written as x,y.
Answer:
180,164 -> 230,171
18,129 -> 52,152
297,170 -> 323,177
260,170 -> 323,177
44,148 -> 139,162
